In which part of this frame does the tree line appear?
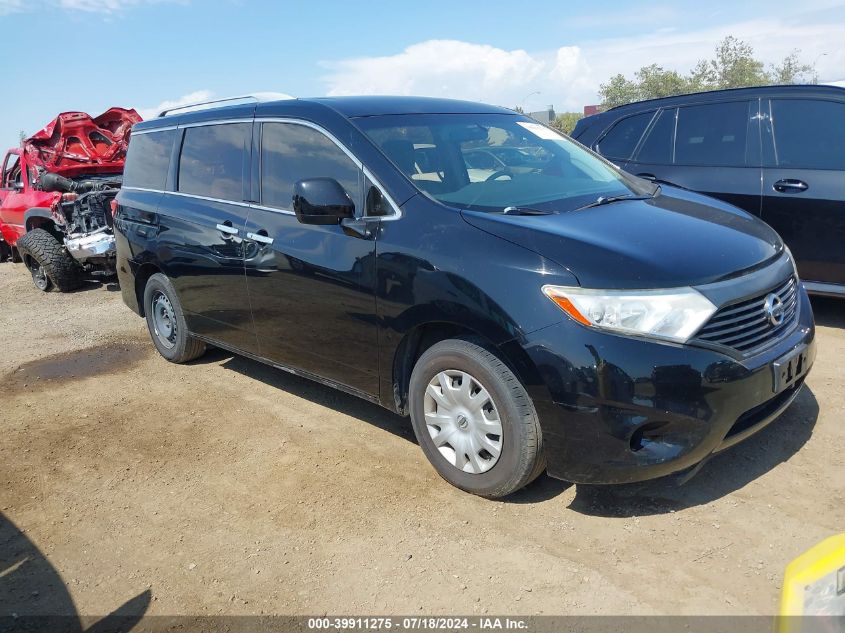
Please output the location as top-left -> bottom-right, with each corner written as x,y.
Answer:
537,36 -> 818,134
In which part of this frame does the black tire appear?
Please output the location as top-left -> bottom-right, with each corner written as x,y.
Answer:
0,240 -> 10,263
409,338 -> 544,498
15,228 -> 82,292
142,273 -> 206,363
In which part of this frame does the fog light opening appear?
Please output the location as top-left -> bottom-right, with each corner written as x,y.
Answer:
630,422 -> 669,452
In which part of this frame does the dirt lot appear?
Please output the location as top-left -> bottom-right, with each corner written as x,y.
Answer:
0,262 -> 842,619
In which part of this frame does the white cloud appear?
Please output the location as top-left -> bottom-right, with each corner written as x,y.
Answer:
58,0 -> 181,12
2,0 -> 182,14
322,13 -> 845,114
138,90 -> 213,120
563,4 -> 680,30
0,0 -> 24,15
323,40 -> 545,107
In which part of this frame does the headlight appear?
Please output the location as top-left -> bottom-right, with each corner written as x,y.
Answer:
542,285 -> 717,343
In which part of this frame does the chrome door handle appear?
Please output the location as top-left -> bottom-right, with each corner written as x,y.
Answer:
216,223 -> 239,235
247,232 -> 274,245
773,179 -> 808,193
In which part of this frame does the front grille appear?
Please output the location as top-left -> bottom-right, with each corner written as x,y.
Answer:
694,277 -> 798,353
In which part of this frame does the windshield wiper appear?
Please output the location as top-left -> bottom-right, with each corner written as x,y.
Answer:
576,194 -> 652,210
501,206 -> 555,216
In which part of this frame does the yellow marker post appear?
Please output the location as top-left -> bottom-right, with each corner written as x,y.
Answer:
779,533 -> 845,632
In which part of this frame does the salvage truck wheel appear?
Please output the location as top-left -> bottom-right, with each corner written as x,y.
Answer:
15,228 -> 82,292
143,273 -> 206,363
408,338 -> 544,498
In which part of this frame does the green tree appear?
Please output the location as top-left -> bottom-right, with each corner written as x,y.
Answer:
18,130 -> 26,145
550,112 -> 583,135
635,64 -> 689,99
598,36 -> 818,108
700,36 -> 769,88
770,50 -> 818,84
598,73 -> 641,109
599,66 -> 690,108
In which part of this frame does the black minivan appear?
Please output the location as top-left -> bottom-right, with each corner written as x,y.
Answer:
115,95 -> 815,497
572,84 -> 845,296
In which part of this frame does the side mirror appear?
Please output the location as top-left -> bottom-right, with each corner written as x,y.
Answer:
292,178 -> 355,225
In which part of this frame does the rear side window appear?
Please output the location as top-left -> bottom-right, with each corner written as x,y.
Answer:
674,101 -> 750,167
260,122 -> 361,210
124,129 -> 175,190
596,111 -> 653,160
178,123 -> 250,201
634,108 -> 675,165
2,153 -> 20,188
770,99 -> 845,170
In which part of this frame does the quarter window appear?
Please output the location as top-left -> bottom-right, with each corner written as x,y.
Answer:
123,130 -> 175,190
178,123 -> 249,201
634,108 -> 675,165
770,99 -> 845,170
261,123 -> 360,211
597,111 -> 653,160
674,101 -> 750,167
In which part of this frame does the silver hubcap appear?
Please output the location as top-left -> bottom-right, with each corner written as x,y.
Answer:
31,263 -> 48,290
152,291 -> 177,349
424,370 -> 503,474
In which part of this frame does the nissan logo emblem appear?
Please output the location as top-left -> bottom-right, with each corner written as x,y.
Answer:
764,293 -> 785,326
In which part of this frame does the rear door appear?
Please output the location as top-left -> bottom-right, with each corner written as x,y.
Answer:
624,100 -> 763,217
155,120 -> 258,352
760,97 -> 845,286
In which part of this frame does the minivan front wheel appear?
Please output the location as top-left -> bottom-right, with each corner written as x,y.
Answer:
143,273 -> 206,363
409,338 -> 544,497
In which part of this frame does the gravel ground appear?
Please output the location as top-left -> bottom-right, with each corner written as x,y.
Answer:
0,261 -> 842,619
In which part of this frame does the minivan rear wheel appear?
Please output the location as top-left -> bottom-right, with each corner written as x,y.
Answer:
143,273 -> 206,363
409,338 -> 544,497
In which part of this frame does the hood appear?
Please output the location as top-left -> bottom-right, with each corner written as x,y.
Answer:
461,186 -> 783,289
23,107 -> 142,178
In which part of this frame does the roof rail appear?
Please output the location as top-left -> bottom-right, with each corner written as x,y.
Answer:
158,92 -> 295,117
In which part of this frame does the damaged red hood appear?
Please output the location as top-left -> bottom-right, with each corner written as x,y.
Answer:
23,107 -> 142,178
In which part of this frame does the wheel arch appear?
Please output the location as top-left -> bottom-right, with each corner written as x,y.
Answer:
390,319 -> 545,416
24,208 -> 59,234
133,262 -> 164,317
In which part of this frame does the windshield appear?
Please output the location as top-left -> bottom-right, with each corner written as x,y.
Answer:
356,113 -> 653,213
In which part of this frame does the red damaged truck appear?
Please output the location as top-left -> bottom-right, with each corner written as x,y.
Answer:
0,108 -> 141,291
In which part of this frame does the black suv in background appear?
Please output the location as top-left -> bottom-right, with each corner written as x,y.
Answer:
572,85 -> 845,296
115,95 -> 814,497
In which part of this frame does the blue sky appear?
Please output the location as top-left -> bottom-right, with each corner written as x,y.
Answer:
1,0 -> 843,150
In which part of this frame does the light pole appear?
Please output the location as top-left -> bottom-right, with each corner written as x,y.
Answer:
521,91 -> 541,112
812,53 -> 827,83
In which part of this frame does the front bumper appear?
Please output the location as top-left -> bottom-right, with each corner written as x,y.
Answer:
65,230 -> 116,263
522,285 -> 816,484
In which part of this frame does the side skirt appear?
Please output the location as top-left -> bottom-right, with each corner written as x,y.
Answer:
190,332 -> 383,407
